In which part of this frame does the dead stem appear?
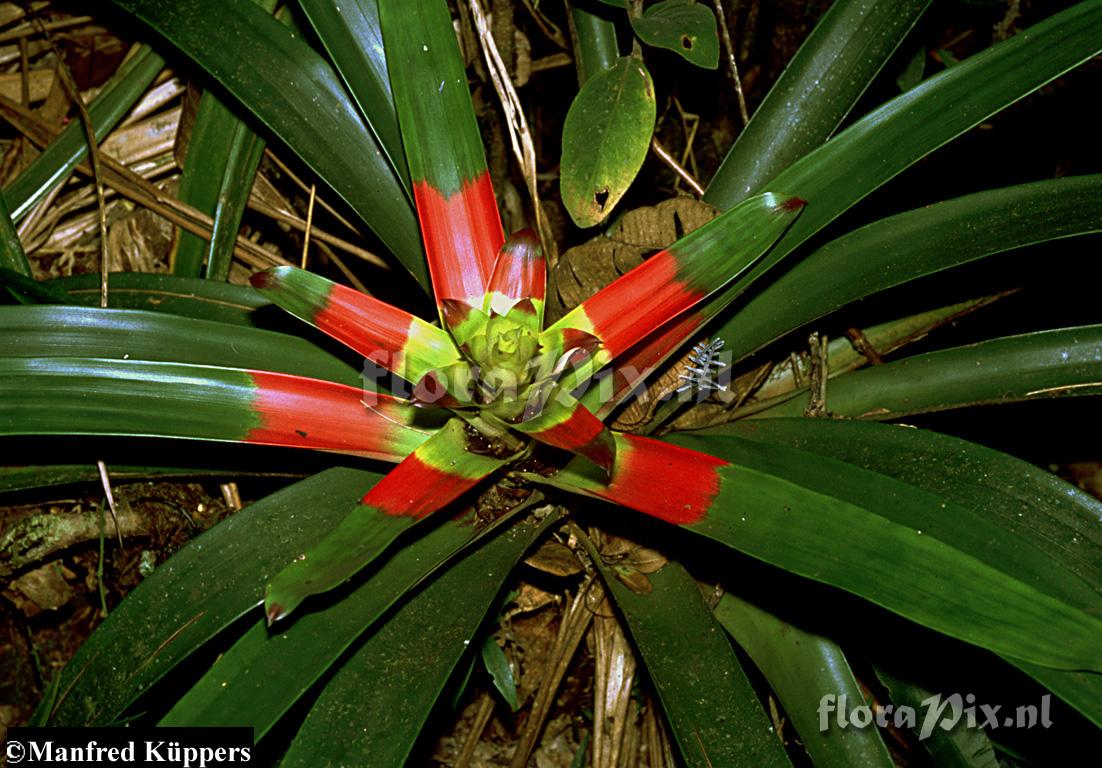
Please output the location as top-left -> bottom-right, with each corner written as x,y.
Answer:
713,0 -> 750,126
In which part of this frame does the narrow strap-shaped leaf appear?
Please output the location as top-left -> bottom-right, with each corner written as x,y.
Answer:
281,509 -> 562,767
298,0 -> 408,187
36,468 -> 383,725
577,303 -> 708,418
715,417 -> 1102,725
709,3 -> 1102,350
512,389 -> 616,471
728,175 -> 1102,363
162,503 -> 507,735
0,357 -> 431,462
108,0 -> 428,287
0,187 -> 28,276
874,665 -> 1001,767
532,433 -> 1102,670
250,266 -> 462,386
484,229 -> 546,328
714,592 -> 895,768
543,192 -> 802,373
748,325 -> 1102,420
705,0 -> 932,207
380,0 -> 503,309
203,121 -> 266,280
1012,664 -> 1102,730
592,558 -> 790,767
264,418 -> 506,623
173,87 -> 266,277
0,305 -> 363,386
3,45 -> 165,222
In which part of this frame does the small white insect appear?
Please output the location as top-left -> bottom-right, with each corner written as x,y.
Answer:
676,338 -> 728,394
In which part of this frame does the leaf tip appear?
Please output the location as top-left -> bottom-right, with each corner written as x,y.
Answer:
779,196 -> 807,213
265,600 -> 286,627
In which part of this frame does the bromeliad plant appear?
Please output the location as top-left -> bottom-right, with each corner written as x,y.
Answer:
4,0 -> 1102,764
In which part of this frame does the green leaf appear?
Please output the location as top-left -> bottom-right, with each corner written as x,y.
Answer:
0,305 -> 362,386
0,357 -> 429,463
747,325 -> 1102,420
161,507 -> 492,735
173,89 -> 265,278
630,0 -> 719,69
263,419 -> 505,622
3,45 -> 165,222
714,592 -> 895,768
724,175 -> 1102,363
203,121 -> 266,281
298,0 -> 409,188
481,636 -> 519,711
896,45 -> 926,91
708,2 -> 1102,346
0,267 -> 71,303
1011,663 -> 1102,730
379,0 -> 490,196
710,417 -> 1102,724
705,0 -> 932,207
108,0 -> 428,288
0,184 -> 29,276
593,558 -> 790,768
280,511 -> 562,766
874,665 -> 1000,768
0,464 -> 251,494
570,0 -> 621,84
561,56 -> 656,227
663,432 -> 1102,671
22,272 -> 267,325
35,468 -> 384,725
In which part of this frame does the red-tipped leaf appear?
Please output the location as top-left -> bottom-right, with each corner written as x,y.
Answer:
0,357 -> 432,463
264,418 -> 508,623
251,266 -> 462,387
541,193 -> 803,371
532,433 -> 1102,672
511,388 -> 616,471
381,0 -> 504,312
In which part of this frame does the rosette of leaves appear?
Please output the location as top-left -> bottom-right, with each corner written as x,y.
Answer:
1,0 -> 1101,765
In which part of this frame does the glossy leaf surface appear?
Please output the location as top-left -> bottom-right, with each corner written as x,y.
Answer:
706,0 -> 932,206
709,3 -> 1102,347
717,417 -> 1102,725
728,175 -> 1102,362
560,56 -> 655,227
598,560 -> 790,767
630,0 -> 719,69
108,0 -> 427,286
35,468 -> 383,725
162,505 -> 498,735
0,357 -> 429,462
263,419 -> 506,622
0,305 -> 362,386
381,0 -> 502,307
280,511 -> 561,766
539,433 -> 1102,671
749,326 -> 1102,420
715,592 -> 895,768
298,0 -> 408,188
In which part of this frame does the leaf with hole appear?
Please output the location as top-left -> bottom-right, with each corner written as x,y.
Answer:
630,0 -> 719,69
560,56 -> 656,227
